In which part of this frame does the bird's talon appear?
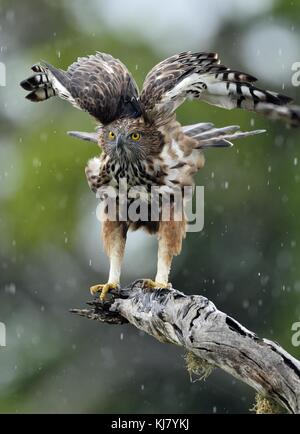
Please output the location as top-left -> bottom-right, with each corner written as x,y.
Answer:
90,284 -> 103,296
89,282 -> 119,300
140,279 -> 171,290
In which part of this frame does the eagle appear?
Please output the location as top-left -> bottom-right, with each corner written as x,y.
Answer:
20,51 -> 300,300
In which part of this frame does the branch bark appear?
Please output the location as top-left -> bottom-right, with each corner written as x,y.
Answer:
71,281 -> 300,414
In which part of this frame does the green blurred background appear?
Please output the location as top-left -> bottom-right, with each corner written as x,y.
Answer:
0,0 -> 300,414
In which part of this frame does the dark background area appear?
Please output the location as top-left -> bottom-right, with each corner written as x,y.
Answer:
0,0 -> 299,413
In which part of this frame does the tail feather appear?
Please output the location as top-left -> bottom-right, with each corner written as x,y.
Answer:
197,139 -> 233,149
184,122 -> 266,150
196,128 -> 266,149
193,125 -> 241,140
67,131 -> 99,143
182,123 -> 214,136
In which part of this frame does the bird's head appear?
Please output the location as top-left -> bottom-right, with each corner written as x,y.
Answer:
101,118 -> 164,162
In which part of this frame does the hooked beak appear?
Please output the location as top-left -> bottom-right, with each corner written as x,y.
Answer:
116,134 -> 125,149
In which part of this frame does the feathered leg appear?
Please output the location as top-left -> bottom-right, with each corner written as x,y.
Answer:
90,221 -> 128,300
142,220 -> 186,289
156,220 -> 186,285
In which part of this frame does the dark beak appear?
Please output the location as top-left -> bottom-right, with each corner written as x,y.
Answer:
116,134 -> 125,149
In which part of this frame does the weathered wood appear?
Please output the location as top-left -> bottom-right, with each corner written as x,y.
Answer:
71,280 -> 300,414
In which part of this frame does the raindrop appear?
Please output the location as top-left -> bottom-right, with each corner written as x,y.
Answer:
4,283 -> 16,295
294,281 -> 300,292
243,300 -> 250,309
33,158 -> 42,169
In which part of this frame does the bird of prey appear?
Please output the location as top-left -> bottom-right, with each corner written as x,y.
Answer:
20,51 -> 300,300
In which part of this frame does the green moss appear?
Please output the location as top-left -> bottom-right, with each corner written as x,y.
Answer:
185,351 -> 214,382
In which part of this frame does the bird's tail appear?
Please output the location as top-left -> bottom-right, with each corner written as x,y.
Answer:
183,123 -> 266,149
20,64 -> 56,102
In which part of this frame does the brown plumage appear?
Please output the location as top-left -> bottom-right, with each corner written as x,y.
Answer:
20,51 -> 300,299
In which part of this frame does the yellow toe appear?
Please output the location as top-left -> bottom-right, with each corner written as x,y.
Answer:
90,282 -> 119,300
141,279 -> 171,289
100,283 -> 118,301
90,284 -> 104,296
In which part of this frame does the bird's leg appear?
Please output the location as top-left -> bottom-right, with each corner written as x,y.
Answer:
90,255 -> 122,300
142,220 -> 186,290
90,221 -> 127,301
155,246 -> 173,288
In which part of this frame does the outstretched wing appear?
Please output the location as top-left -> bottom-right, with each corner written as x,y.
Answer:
140,51 -> 297,126
20,52 -> 142,125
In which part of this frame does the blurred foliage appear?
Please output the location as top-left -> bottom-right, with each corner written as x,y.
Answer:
0,0 -> 299,414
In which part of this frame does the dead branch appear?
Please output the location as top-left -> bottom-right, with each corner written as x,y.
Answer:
71,280 -> 300,414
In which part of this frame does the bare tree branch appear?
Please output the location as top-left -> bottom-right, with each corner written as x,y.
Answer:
71,280 -> 300,414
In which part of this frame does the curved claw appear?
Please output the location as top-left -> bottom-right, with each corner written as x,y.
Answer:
140,279 -> 172,290
90,282 -> 119,301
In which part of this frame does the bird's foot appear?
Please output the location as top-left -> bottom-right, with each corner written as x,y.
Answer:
139,279 -> 172,290
90,282 -> 119,301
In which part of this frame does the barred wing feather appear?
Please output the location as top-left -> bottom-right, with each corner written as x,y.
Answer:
140,51 -> 297,126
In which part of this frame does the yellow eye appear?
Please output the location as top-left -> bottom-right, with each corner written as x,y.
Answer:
108,131 -> 116,140
131,132 -> 141,141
